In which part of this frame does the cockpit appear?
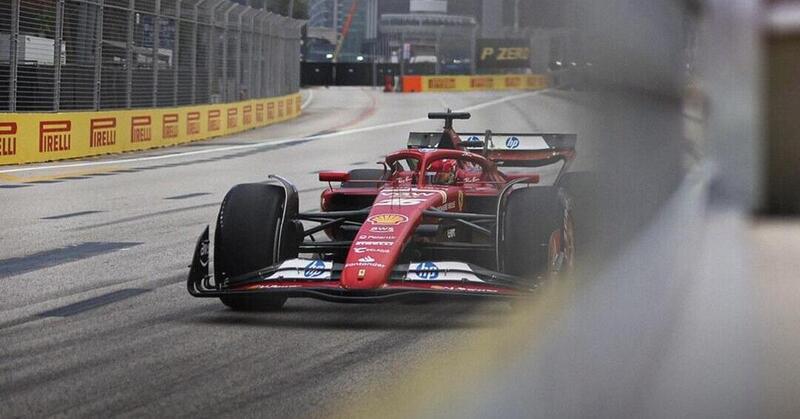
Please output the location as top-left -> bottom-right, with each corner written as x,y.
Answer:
387,152 -> 487,187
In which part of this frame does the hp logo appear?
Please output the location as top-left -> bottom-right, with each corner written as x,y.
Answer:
414,262 -> 439,280
303,260 -> 326,278
505,136 -> 520,149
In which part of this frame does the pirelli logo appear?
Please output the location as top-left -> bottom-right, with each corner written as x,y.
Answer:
286,98 -> 293,116
295,98 -> 301,114
256,103 -> 264,123
187,112 -> 201,135
208,110 -> 221,131
0,122 -> 17,156
227,108 -> 238,129
526,76 -> 543,88
505,76 -> 522,88
429,78 -> 456,89
163,114 -> 179,139
130,116 -> 152,143
39,120 -> 71,153
277,100 -> 284,118
470,77 -> 494,89
243,105 -> 252,125
89,118 -> 117,148
267,102 -> 275,120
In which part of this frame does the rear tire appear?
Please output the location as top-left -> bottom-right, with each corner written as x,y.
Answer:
215,183 -> 292,311
500,187 -> 572,278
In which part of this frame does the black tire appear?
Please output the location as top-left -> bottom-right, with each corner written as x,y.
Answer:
215,183 -> 291,311
500,187 -> 568,278
341,168 -> 386,188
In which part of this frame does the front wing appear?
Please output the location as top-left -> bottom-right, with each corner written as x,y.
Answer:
187,228 -> 534,303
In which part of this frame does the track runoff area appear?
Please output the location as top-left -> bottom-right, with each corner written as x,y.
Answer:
0,87 -> 585,417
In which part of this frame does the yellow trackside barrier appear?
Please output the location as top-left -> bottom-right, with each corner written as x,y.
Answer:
0,92 -> 302,166
401,74 -> 549,93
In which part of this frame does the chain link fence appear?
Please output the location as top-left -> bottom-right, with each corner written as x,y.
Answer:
0,0 -> 303,112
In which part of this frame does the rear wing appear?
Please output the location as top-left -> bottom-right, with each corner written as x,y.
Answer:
407,131 -> 577,183
461,132 -> 576,152
407,131 -> 576,152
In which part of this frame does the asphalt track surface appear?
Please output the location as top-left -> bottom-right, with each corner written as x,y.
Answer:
0,87 -> 583,417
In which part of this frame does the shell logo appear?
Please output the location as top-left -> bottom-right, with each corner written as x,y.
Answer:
367,214 -> 409,225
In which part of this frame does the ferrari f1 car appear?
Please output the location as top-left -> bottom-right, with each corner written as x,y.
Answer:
188,111 -> 576,310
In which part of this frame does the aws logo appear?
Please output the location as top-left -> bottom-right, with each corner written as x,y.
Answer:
0,122 -> 17,156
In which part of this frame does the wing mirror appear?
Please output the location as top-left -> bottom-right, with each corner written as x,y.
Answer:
504,174 -> 540,184
318,171 -> 350,183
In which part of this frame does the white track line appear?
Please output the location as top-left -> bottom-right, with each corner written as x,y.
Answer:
301,89 -> 314,110
0,90 -> 544,174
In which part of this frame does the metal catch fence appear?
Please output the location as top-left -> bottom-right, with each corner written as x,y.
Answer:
0,0 -> 303,112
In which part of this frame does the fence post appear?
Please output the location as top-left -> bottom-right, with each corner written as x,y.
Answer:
126,0 -> 134,108
207,4 -> 215,103
190,0 -> 205,104
173,0 -> 182,106
235,8 -> 245,101
94,0 -> 105,110
253,11 -> 264,98
262,14 -> 271,97
221,3 -> 236,102
53,0 -> 65,111
247,11 -> 256,99
9,0 -> 20,112
470,25 -> 478,75
276,17 -> 283,95
266,14 -> 274,97
152,0 -> 161,106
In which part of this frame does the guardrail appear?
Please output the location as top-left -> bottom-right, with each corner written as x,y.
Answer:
0,92 -> 301,165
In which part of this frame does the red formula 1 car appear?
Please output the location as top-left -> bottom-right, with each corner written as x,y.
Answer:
187,111 -> 576,310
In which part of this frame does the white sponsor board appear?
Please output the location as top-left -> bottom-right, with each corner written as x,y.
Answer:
266,259 -> 333,280
463,134 -> 550,151
405,261 -> 485,282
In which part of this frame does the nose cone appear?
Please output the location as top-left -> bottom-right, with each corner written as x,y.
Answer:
340,264 -> 391,289
339,187 -> 454,289
340,220 -> 406,289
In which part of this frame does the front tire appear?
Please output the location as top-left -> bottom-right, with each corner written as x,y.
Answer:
215,183 -> 294,311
